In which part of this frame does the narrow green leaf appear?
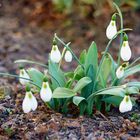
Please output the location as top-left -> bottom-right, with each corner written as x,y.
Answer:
73,96 -> 86,106
74,65 -> 85,80
96,87 -> 125,97
99,53 -> 112,87
52,88 -> 76,98
102,96 -> 123,106
124,64 -> 140,79
81,65 -> 95,98
73,77 -> 92,92
79,49 -> 86,64
48,61 -> 66,88
64,72 -> 74,79
27,68 -> 44,88
127,82 -> 140,89
126,87 -> 139,94
85,41 -> 98,74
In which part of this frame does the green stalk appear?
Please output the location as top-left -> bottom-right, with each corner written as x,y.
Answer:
58,42 -> 70,69
15,59 -> 48,68
113,2 -> 124,66
127,57 -> 140,69
0,72 -> 41,89
94,28 -> 132,89
54,34 -> 84,69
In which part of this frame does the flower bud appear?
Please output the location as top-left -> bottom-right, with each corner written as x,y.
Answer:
120,35 -> 131,61
40,81 -> 52,102
119,95 -> 132,113
22,86 -> 38,113
116,66 -> 124,79
50,45 -> 61,63
19,68 -> 30,85
64,50 -> 72,62
106,15 -> 117,40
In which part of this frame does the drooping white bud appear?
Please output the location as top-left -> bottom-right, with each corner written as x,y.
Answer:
22,87 -> 38,113
40,80 -> 52,102
116,66 -> 124,79
19,68 -> 30,85
119,95 -> 132,113
64,50 -> 72,62
120,41 -> 131,61
106,15 -> 117,40
50,45 -> 61,63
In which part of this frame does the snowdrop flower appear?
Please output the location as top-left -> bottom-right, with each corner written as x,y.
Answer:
64,50 -> 72,62
120,34 -> 132,61
116,63 -> 128,79
50,40 -> 61,63
106,15 -> 117,40
119,95 -> 132,113
19,66 -> 30,85
116,66 -> 124,79
22,86 -> 38,113
40,77 -> 52,102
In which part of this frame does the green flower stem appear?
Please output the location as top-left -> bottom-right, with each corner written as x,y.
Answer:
55,34 -> 84,69
94,28 -> 132,89
58,42 -> 70,69
0,72 -> 41,89
113,2 -> 124,66
127,57 -> 140,69
14,59 -> 48,68
48,72 -> 61,87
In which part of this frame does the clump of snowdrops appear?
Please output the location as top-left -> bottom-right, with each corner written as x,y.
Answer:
1,3 -> 140,115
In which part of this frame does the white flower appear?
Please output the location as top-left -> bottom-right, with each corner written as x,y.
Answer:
120,41 -> 132,61
19,68 -> 30,85
64,50 -> 72,62
22,90 -> 38,113
50,45 -> 61,63
119,95 -> 132,113
106,17 -> 117,39
40,82 -> 52,102
116,65 -> 124,79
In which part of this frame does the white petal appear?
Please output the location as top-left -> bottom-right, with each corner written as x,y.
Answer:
50,45 -> 61,63
19,69 -> 30,85
22,93 -> 32,113
40,82 -> 52,102
120,41 -> 132,61
116,66 -> 124,79
64,51 -> 72,62
106,20 -> 117,40
119,95 -> 132,113
30,93 -> 38,111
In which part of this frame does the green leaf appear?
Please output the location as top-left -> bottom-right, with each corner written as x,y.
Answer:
48,61 -> 66,88
99,53 -> 112,87
102,96 -> 123,106
52,87 -> 76,98
124,64 -> 140,79
64,72 -> 74,79
85,41 -> 98,74
79,49 -> 86,64
127,82 -> 140,89
126,86 -> 139,94
27,68 -> 44,88
73,96 -> 86,106
81,65 -> 95,98
95,87 -> 125,97
73,77 -> 92,92
74,65 -> 85,80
